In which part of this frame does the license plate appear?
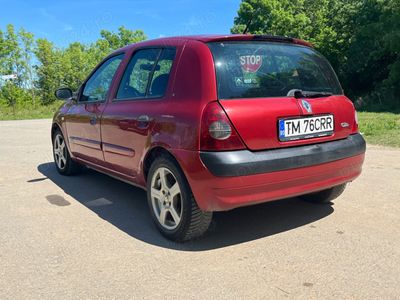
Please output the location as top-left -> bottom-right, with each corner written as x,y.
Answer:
279,115 -> 334,141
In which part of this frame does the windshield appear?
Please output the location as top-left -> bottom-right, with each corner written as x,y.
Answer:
208,42 -> 343,99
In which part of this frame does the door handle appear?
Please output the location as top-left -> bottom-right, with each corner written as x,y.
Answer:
137,115 -> 150,122
89,116 -> 97,125
136,115 -> 150,129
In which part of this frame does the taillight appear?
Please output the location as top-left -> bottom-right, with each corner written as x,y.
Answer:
200,101 -> 245,151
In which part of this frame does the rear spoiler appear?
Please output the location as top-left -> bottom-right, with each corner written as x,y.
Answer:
199,34 -> 314,48
252,35 -> 314,48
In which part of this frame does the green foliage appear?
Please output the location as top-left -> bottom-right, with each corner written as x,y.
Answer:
0,81 -> 32,106
0,24 -> 35,90
33,38 -> 63,104
358,112 -> 400,147
342,0 -> 400,111
0,100 -> 63,120
1,24 -> 146,106
232,0 -> 400,111
99,26 -> 146,51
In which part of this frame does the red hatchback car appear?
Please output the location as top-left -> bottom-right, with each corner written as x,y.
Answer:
52,34 -> 366,241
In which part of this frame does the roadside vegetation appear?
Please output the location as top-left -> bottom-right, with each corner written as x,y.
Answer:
0,25 -> 145,112
0,0 -> 399,147
358,112 -> 400,148
0,101 -> 62,120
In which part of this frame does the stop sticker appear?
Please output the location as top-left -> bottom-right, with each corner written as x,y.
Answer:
240,55 -> 262,73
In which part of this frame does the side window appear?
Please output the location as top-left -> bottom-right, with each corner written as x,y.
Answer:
81,54 -> 123,102
116,49 -> 160,99
116,48 -> 176,100
148,48 -> 176,97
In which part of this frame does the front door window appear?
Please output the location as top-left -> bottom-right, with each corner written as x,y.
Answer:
81,54 -> 124,102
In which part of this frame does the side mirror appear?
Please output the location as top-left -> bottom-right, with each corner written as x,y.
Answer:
55,88 -> 73,100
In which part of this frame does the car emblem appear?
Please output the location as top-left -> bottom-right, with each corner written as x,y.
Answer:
301,99 -> 312,113
341,122 -> 350,128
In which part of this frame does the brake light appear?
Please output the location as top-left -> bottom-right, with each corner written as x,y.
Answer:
293,38 -> 314,48
200,101 -> 245,151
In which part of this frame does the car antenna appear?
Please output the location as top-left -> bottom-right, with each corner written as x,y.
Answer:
242,8 -> 260,34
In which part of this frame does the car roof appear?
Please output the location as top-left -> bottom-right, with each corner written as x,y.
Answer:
114,34 -> 313,53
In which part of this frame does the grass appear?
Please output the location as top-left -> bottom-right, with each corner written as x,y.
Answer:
0,102 -> 399,148
0,101 -> 63,120
358,112 -> 400,148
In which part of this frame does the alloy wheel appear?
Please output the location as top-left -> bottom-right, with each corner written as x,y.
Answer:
150,167 -> 183,230
54,134 -> 67,170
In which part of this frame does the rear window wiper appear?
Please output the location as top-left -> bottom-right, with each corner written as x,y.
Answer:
288,89 -> 333,98
302,91 -> 333,98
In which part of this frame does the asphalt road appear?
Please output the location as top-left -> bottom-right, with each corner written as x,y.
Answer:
0,119 -> 399,299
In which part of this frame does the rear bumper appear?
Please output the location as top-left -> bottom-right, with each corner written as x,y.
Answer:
200,133 -> 366,177
172,134 -> 366,211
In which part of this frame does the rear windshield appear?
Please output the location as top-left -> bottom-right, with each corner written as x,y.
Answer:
208,42 -> 343,99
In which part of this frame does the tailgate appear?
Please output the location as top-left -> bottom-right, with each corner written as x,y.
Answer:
208,40 -> 355,151
219,95 -> 355,151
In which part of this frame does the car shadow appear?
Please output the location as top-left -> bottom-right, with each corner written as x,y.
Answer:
37,162 -> 334,251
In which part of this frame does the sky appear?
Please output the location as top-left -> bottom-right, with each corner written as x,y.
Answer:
0,0 -> 241,47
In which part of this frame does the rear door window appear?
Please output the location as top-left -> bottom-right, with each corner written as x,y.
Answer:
116,48 -> 176,100
148,48 -> 176,97
208,42 -> 343,99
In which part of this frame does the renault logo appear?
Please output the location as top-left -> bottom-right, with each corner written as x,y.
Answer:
301,99 -> 312,113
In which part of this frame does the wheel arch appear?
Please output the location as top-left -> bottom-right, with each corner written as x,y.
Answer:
51,121 -> 75,160
142,146 -> 182,183
51,122 -> 62,139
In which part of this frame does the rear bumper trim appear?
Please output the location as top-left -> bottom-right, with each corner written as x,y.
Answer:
200,133 -> 366,177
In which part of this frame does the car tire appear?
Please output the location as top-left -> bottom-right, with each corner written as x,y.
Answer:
147,155 -> 212,242
52,129 -> 82,176
300,183 -> 347,204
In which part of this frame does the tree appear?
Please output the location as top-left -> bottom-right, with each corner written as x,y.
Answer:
34,38 -> 63,104
2,24 -> 147,105
231,0 -> 400,110
19,28 -> 35,103
2,25 -> 22,86
0,25 -> 36,107
99,26 -> 146,51
232,0 -> 334,40
33,26 -> 147,104
61,42 -> 93,91
339,0 -> 400,109
231,0 -> 360,70
380,0 -> 400,105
